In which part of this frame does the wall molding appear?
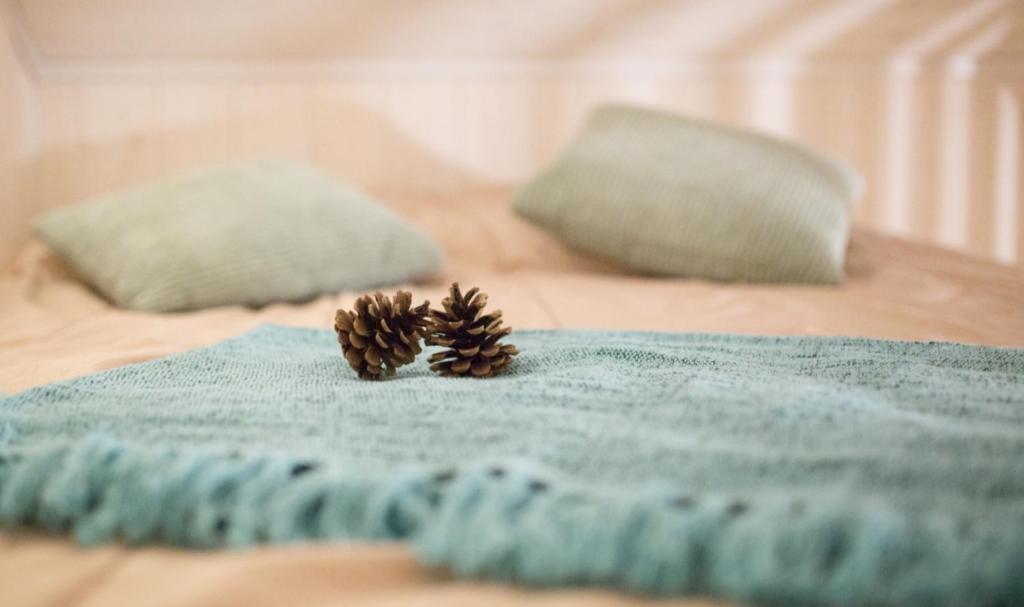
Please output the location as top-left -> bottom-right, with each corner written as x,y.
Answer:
22,57 -> 1024,84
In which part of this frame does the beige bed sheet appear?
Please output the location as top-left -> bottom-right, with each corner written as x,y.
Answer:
1,193 -> 1022,606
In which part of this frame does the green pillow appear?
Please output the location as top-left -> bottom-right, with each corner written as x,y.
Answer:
511,105 -> 863,284
34,161 -> 443,312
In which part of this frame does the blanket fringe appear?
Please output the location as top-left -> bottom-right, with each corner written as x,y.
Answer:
1,435 -> 1021,607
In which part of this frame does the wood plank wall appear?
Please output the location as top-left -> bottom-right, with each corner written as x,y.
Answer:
1,0 -> 1022,268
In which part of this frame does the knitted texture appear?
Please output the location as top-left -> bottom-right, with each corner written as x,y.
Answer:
511,104 -> 863,284
33,161 -> 443,311
1,326 -> 1022,607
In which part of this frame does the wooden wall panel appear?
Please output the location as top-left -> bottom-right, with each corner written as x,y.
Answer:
0,4 -> 34,265
1,0 -> 1022,268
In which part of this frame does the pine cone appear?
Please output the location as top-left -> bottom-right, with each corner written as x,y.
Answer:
427,283 -> 518,377
335,290 -> 430,380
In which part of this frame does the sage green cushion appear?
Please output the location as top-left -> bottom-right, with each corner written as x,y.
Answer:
34,161 -> 443,312
511,105 -> 863,284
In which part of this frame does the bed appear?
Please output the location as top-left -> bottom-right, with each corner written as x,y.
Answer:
1,191 -> 1021,607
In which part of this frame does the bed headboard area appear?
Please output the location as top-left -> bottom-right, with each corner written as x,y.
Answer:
0,0 -> 1021,269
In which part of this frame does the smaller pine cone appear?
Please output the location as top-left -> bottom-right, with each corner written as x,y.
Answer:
427,283 -> 518,377
335,290 -> 430,380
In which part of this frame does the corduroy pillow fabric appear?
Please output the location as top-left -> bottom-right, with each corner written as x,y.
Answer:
34,161 -> 443,312
510,105 -> 864,284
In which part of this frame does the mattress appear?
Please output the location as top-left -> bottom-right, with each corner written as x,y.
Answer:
1,193 -> 1022,607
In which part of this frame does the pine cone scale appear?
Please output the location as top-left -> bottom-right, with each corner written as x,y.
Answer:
335,290 -> 430,380
425,282 -> 518,378
336,283 -> 517,380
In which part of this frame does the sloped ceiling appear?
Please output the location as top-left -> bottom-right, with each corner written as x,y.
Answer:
9,0 -> 1022,72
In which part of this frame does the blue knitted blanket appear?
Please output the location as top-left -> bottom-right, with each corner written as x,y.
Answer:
1,325 -> 1022,606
